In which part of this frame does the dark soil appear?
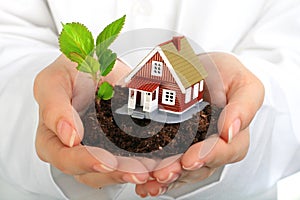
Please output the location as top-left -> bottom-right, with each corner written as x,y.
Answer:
81,86 -> 222,159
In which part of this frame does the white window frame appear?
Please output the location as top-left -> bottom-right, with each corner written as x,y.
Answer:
151,61 -> 163,77
193,83 -> 199,99
185,87 -> 192,103
199,80 -> 204,92
162,89 -> 176,106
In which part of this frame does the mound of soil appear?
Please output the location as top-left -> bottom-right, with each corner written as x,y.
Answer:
81,86 -> 222,159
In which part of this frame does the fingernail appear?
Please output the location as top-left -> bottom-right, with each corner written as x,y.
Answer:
228,118 -> 241,143
157,172 -> 179,184
57,120 -> 77,147
159,187 -> 168,195
132,175 -> 147,184
69,131 -> 76,147
122,174 -> 147,184
139,193 -> 148,198
93,164 -> 115,173
182,162 -> 204,170
151,187 -> 168,197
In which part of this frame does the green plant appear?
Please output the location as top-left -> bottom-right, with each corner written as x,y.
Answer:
59,15 -> 126,100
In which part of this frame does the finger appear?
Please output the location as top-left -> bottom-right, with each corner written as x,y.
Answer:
135,181 -> 168,198
72,71 -> 96,115
136,168 -> 215,197
134,157 -> 160,173
74,171 -> 125,188
152,154 -> 182,184
198,53 -> 227,107
117,156 -> 150,184
218,73 -> 264,142
181,131 -> 249,170
36,124 -> 118,175
167,167 -> 215,191
34,55 -> 83,147
209,53 -> 264,143
199,53 -> 264,143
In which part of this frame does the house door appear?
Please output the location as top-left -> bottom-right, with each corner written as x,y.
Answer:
136,91 -> 142,106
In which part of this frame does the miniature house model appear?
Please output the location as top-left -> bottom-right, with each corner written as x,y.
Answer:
124,36 -> 208,116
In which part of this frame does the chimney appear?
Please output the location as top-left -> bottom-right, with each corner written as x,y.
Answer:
172,36 -> 183,51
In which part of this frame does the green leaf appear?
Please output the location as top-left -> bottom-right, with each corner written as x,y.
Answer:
96,15 -> 126,57
69,52 -> 85,64
77,55 -> 100,75
99,49 -> 117,76
97,82 -> 114,100
59,22 -> 94,64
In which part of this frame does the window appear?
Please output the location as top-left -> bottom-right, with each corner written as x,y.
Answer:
199,80 -> 204,92
162,89 -> 176,105
151,61 -> 163,76
193,83 -> 199,99
185,87 -> 191,103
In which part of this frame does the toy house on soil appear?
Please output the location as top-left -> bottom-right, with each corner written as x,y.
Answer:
121,36 -> 208,121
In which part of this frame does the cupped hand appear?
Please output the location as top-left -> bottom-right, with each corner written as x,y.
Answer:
135,52 -> 264,197
34,54 -> 149,188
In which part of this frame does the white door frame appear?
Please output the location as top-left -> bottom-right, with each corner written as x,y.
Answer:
143,87 -> 159,112
128,88 -> 136,109
143,91 -> 152,112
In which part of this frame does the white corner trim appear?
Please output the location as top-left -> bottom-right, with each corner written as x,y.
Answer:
157,48 -> 186,93
158,108 -> 184,114
124,47 -> 159,83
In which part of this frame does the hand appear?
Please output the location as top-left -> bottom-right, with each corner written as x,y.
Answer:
34,54 -> 149,188
135,52 -> 264,197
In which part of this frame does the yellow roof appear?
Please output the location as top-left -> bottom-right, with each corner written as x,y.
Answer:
160,37 -> 208,88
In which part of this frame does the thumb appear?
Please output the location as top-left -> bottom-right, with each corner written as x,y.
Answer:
34,55 -> 83,147
218,69 -> 264,143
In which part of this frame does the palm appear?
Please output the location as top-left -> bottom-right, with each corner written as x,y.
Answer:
135,52 -> 264,197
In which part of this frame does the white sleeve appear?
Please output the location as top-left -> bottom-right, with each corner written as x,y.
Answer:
234,0 -> 300,141
0,0 -> 64,198
234,0 -> 300,180
167,1 -> 300,199
0,2 -> 124,199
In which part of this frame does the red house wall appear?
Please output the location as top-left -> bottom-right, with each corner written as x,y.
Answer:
135,52 -> 176,83
132,51 -> 204,113
178,82 -> 204,112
